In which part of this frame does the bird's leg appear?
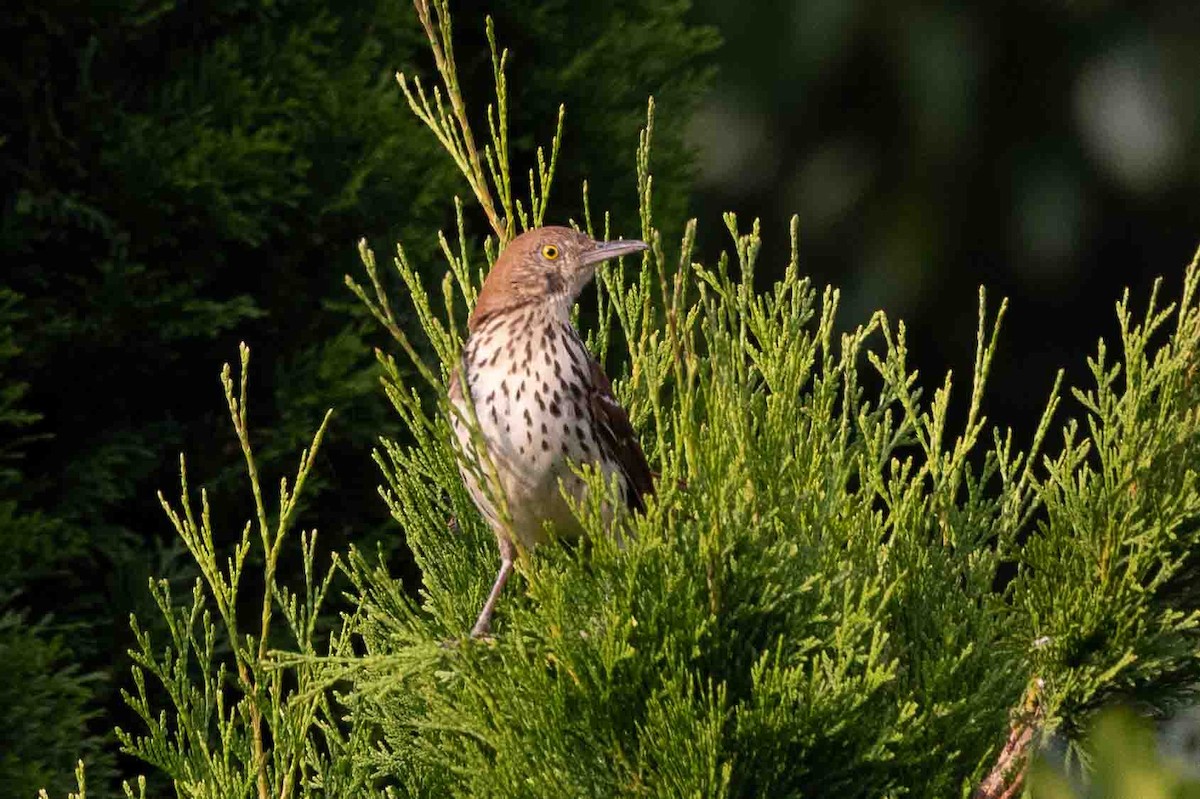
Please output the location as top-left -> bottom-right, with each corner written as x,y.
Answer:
470,559 -> 513,637
470,537 -> 516,638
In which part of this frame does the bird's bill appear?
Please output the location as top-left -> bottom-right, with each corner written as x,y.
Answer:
580,238 -> 649,266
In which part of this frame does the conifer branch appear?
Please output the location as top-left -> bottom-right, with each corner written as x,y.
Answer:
398,0 -> 507,243
221,345 -> 272,799
121,345 -> 342,799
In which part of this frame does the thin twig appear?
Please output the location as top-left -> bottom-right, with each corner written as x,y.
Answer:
407,0 -> 506,241
973,679 -> 1045,799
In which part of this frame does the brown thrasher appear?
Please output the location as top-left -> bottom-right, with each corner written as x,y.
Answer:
448,226 -> 653,637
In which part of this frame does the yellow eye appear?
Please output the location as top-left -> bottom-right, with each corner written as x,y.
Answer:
541,244 -> 560,260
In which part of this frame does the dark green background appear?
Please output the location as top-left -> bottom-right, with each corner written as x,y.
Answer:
690,0 -> 1199,434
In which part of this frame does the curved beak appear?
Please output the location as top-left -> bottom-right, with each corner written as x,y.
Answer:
580,238 -> 649,266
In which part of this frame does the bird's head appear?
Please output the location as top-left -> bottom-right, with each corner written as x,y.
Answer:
469,226 -> 648,329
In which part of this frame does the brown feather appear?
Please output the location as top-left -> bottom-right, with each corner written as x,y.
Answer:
586,359 -> 655,511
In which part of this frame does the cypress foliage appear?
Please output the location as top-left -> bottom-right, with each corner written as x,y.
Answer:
0,290 -> 115,797
56,1 -> 1200,797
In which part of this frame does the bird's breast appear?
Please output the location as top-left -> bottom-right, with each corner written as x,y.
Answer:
458,317 -> 597,465
449,313 -> 622,543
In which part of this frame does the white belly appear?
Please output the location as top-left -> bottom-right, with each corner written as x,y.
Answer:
449,317 -> 622,549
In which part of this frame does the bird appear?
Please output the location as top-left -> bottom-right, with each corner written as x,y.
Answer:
448,225 -> 654,637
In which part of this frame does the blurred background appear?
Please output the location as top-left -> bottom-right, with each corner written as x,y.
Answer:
1,0 -> 1198,794
688,0 -> 1199,434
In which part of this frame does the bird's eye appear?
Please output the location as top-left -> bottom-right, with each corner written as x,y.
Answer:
542,245 -> 560,260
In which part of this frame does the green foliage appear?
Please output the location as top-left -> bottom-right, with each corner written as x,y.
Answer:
115,345 -> 373,798
343,181 -> 1021,795
0,605 -> 111,798
0,289 -> 115,797
338,162 -> 1200,797
95,2 -> 1200,797
1013,274 -> 1200,737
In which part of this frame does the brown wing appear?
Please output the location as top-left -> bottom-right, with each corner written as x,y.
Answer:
587,359 -> 655,512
